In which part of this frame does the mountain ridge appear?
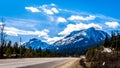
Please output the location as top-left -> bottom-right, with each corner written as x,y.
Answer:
24,27 -> 110,55
24,38 -> 49,50
53,27 -> 109,46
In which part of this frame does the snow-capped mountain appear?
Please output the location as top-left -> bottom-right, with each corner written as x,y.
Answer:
24,27 -> 109,55
53,27 -> 109,46
48,27 -> 110,55
24,38 -> 49,50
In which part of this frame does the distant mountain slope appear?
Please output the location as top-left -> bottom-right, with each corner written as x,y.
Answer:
24,38 -> 49,50
48,27 -> 110,55
53,27 -> 109,46
24,27 -> 110,55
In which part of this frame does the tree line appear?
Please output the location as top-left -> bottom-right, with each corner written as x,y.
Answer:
104,30 -> 120,51
85,30 -> 120,68
87,30 -> 120,58
0,40 -> 59,58
0,18 -> 61,59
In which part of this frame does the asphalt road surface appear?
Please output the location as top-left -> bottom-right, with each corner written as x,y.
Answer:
0,58 -> 78,68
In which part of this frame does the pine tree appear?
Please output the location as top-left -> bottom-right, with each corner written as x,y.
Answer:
110,31 -> 116,48
25,46 -> 34,57
35,47 -> 42,57
13,42 -> 19,57
20,46 -> 26,57
118,31 -> 120,51
6,41 -> 12,58
0,18 -> 6,58
104,34 -> 109,47
44,48 -> 51,57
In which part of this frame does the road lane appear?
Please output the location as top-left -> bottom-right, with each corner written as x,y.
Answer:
19,59 -> 69,68
0,58 -> 78,68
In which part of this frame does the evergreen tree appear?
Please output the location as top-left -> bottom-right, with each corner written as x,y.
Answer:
13,42 -> 19,56
20,46 -> 26,57
25,46 -> 34,57
44,48 -> 51,57
104,34 -> 109,47
35,47 -> 42,57
118,31 -> 120,50
110,31 -> 116,48
0,18 -> 6,58
6,41 -> 12,58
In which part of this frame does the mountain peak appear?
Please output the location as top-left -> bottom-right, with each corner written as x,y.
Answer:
25,38 -> 49,50
88,27 -> 95,30
29,38 -> 40,41
53,27 -> 109,46
48,28 -> 110,54
65,27 -> 96,39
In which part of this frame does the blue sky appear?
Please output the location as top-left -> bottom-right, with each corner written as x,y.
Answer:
0,0 -> 120,44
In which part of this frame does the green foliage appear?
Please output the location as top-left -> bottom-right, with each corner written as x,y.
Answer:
35,47 -> 42,57
86,30 -> 120,61
24,46 -> 35,57
104,34 -> 110,47
13,42 -> 19,54
44,49 -> 51,57
86,30 -> 120,68
86,46 -> 102,62
103,30 -> 120,50
0,18 -> 60,58
6,41 -> 12,58
0,40 -> 58,58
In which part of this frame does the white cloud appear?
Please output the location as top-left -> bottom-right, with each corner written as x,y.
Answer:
57,17 -> 67,23
68,15 -> 96,21
39,4 -> 59,15
25,7 -> 40,13
6,18 -> 40,28
25,3 -> 58,14
0,22 -> 3,25
50,3 -> 56,6
0,22 -> 5,27
51,8 -> 59,13
4,26 -> 62,44
105,22 -> 119,28
4,27 -> 49,38
41,7 -> 59,15
96,14 -> 120,21
42,8 -> 54,15
59,23 -> 102,36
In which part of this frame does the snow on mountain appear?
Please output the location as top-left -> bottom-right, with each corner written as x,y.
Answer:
24,38 -> 49,50
24,27 -> 110,54
46,27 -> 110,55
53,27 -> 109,47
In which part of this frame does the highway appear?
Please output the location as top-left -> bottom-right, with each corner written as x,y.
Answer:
0,58 -> 78,68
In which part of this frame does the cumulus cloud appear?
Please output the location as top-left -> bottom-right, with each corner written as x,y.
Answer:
59,23 -> 102,36
105,22 -> 119,28
39,4 -> 59,15
68,15 -> 96,21
20,3 -> 120,44
51,8 -> 59,13
50,3 -> 56,6
25,7 -> 40,12
0,22 -> 3,25
25,3 -> 59,15
57,17 -> 67,23
4,26 -> 62,44
4,27 -> 49,38
42,8 -> 54,15
40,7 -> 59,15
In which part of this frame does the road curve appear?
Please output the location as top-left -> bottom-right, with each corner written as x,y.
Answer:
0,58 -> 78,68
